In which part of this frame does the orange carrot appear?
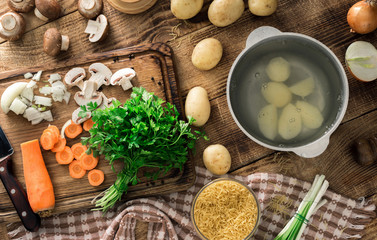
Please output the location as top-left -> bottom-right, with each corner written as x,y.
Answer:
43,129 -> 58,145
71,142 -> 87,159
69,160 -> 86,179
64,122 -> 82,139
55,146 -> 74,165
47,125 -> 60,138
51,137 -> 67,153
83,118 -> 95,131
79,152 -> 99,170
40,132 -> 56,150
88,169 -> 104,186
21,139 -> 55,215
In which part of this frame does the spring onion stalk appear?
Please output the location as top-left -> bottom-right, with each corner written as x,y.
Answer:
274,175 -> 329,240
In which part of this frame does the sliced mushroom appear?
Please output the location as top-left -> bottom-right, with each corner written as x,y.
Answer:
7,0 -> 35,13
84,14 -> 109,42
88,62 -> 112,89
74,80 -> 103,106
72,106 -> 91,124
110,68 -> 136,91
35,0 -> 61,21
43,28 -> 69,56
64,68 -> 86,89
98,92 -> 116,109
78,0 -> 103,19
0,12 -> 26,41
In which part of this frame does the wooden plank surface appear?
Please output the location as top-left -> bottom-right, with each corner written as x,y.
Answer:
1,0 -> 377,239
0,43 -> 195,223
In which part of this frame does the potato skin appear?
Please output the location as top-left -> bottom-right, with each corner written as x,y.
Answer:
203,144 -> 231,175
248,0 -> 277,16
208,0 -> 244,27
192,38 -> 223,70
185,86 -> 211,127
171,0 -> 203,20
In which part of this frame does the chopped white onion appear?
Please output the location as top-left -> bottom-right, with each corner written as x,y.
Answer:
61,120 -> 72,138
63,91 -> 71,104
52,93 -> 64,102
41,110 -> 53,122
48,73 -> 61,84
51,81 -> 66,91
24,72 -> 33,79
21,87 -> 34,102
32,70 -> 43,81
26,80 -> 37,89
9,98 -> 27,115
34,96 -> 52,106
19,96 -> 31,106
23,107 -> 42,121
31,117 -> 44,125
40,86 -> 52,95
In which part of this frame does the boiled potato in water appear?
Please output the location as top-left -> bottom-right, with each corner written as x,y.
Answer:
203,144 -> 231,175
208,0 -> 244,27
192,38 -> 223,70
185,86 -> 211,127
171,0 -> 203,20
296,101 -> 323,129
266,57 -> 290,82
261,82 -> 292,108
289,77 -> 315,97
258,104 -> 278,140
278,104 -> 302,140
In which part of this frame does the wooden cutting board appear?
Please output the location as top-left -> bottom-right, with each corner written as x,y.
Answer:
0,43 -> 195,223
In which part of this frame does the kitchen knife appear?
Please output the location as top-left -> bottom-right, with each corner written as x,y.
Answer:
0,125 -> 40,232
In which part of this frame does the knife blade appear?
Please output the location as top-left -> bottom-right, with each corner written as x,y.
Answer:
0,125 -> 40,232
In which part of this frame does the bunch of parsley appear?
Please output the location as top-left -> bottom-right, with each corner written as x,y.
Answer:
81,87 -> 205,212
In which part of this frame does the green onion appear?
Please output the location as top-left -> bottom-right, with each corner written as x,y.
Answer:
274,175 -> 329,240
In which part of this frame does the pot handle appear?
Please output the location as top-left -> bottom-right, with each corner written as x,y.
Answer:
246,26 -> 282,49
292,136 -> 330,158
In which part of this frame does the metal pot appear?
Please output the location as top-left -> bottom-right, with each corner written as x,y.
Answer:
226,26 -> 349,158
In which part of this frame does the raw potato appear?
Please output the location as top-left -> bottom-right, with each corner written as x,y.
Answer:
192,38 -> 223,70
171,0 -> 204,20
261,82 -> 292,108
266,57 -> 290,82
203,144 -> 231,175
248,0 -> 278,16
289,77 -> 315,97
296,101 -> 323,129
208,0 -> 244,27
258,104 -> 278,140
278,104 -> 302,140
185,86 -> 211,127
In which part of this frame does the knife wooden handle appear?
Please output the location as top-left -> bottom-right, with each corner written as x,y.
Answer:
0,155 -> 40,232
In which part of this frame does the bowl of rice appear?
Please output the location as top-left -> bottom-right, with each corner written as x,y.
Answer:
191,178 -> 260,240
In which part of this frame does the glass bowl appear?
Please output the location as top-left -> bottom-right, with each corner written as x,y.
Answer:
191,178 -> 260,240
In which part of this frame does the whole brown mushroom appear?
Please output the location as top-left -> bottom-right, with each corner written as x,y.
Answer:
43,28 -> 69,56
0,12 -> 26,41
78,0 -> 103,19
34,0 -> 61,21
7,0 -> 35,13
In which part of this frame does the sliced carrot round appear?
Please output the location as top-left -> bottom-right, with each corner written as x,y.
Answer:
69,160 -> 86,179
71,142 -> 88,159
51,138 -> 67,153
79,152 -> 99,170
88,169 -> 104,186
47,125 -> 60,138
55,146 -> 74,165
64,122 -> 83,139
40,132 -> 55,150
42,129 -> 58,145
83,118 -> 95,131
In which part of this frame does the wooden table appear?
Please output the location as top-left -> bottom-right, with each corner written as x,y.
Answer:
1,0 -> 377,239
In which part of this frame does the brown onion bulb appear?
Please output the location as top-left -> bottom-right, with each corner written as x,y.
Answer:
347,0 -> 377,34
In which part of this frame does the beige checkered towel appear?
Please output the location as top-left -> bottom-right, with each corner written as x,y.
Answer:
7,167 -> 376,239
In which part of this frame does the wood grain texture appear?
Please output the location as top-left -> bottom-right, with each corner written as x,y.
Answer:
0,43 -> 195,223
1,0 -> 377,238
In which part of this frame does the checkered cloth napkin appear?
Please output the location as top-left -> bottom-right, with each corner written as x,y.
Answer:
7,167 -> 376,239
